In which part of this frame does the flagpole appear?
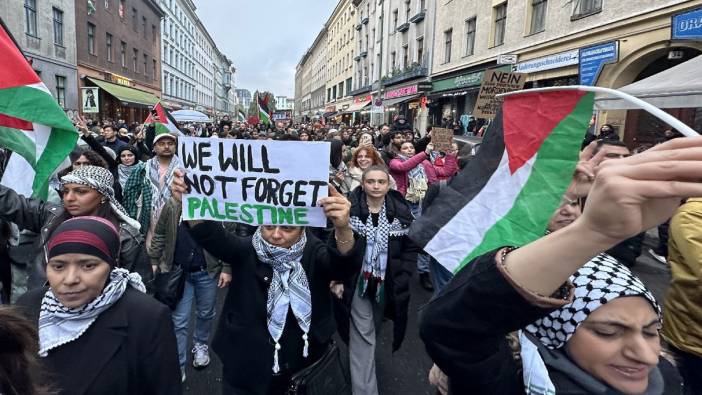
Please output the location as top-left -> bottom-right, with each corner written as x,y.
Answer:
498,85 -> 699,138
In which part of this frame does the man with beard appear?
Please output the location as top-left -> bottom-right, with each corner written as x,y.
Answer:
123,129 -> 183,247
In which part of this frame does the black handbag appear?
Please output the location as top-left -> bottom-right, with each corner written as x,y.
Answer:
287,342 -> 351,395
153,264 -> 186,310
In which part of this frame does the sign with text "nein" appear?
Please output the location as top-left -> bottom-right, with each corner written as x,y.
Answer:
178,137 -> 330,227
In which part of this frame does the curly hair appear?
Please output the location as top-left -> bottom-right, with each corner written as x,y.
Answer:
350,146 -> 386,169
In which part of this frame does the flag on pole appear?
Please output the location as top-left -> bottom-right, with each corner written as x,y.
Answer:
409,90 -> 595,273
0,21 -> 77,200
144,101 -> 181,137
238,109 -> 246,122
258,94 -> 271,125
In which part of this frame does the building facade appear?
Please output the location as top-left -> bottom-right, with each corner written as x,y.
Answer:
214,50 -> 233,116
430,0 -> 702,142
159,0 -> 197,110
1,0 -> 79,116
75,0 -> 163,123
275,96 -> 294,111
235,88 -> 252,110
325,0 -> 356,123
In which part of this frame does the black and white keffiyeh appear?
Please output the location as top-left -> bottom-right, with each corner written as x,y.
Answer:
38,267 -> 145,357
146,155 -> 182,218
252,228 -> 311,373
349,202 -> 409,301
61,165 -> 141,230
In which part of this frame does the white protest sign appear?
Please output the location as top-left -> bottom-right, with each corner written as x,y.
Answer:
178,137 -> 330,227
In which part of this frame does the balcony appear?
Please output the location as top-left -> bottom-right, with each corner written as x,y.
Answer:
410,10 -> 426,23
396,22 -> 410,33
380,61 -> 428,86
360,50 -> 368,58
354,54 -> 362,61
355,23 -> 362,31
361,16 -> 369,25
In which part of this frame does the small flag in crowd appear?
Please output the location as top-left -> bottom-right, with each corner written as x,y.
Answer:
238,109 -> 246,122
409,90 -> 595,273
258,94 -> 271,125
0,21 -> 77,200
145,102 -> 181,136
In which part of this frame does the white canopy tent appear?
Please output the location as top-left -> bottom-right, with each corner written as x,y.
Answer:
171,109 -> 212,123
596,55 -> 702,110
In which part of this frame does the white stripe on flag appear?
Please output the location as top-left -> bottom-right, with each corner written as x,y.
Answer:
424,151 -> 537,272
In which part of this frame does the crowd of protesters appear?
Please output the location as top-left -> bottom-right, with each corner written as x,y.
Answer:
0,109 -> 700,395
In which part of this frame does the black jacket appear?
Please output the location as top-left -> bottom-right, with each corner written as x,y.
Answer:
17,287 -> 181,395
337,187 -> 418,351
188,222 -> 363,395
0,183 -> 153,287
419,250 -> 682,394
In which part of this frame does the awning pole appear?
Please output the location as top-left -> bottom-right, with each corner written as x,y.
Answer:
498,85 -> 699,138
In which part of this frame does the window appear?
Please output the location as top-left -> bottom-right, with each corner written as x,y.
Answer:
153,59 -> 157,80
417,36 -> 424,63
465,17 -> 476,56
493,3 -> 507,46
142,17 -> 147,39
106,33 -> 113,62
420,0 -> 425,11
52,8 -> 64,45
338,82 -> 344,97
132,8 -> 137,29
531,0 -> 547,33
55,76 -> 66,108
444,29 -> 452,63
332,86 -> 337,100
152,24 -> 156,42
24,0 -> 37,36
87,23 -> 96,55
105,0 -> 110,9
393,9 -> 398,31
143,54 -> 148,76
346,78 -> 352,95
573,0 -> 601,17
391,51 -> 396,70
119,0 -> 125,18
405,0 -> 411,22
133,49 -> 138,72
402,45 -> 409,69
120,41 -> 126,67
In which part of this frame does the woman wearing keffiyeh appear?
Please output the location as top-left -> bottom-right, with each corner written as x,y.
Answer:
169,170 -> 363,395
15,217 -> 181,395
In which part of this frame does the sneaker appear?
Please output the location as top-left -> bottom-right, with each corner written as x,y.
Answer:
647,248 -> 667,265
192,343 -> 211,369
181,367 -> 186,383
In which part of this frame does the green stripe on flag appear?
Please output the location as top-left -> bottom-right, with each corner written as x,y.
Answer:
0,126 -> 36,164
0,86 -> 75,132
457,93 -> 595,270
34,126 -> 79,198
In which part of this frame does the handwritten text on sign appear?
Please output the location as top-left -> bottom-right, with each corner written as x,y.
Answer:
178,137 -> 330,227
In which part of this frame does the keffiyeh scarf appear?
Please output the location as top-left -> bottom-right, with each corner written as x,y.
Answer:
349,202 -> 409,302
397,154 -> 428,203
117,163 -> 137,190
61,166 -> 141,230
520,253 -> 661,394
146,155 -> 182,222
38,268 -> 145,357
252,228 -> 311,373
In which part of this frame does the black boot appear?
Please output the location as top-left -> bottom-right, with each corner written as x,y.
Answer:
419,272 -> 434,292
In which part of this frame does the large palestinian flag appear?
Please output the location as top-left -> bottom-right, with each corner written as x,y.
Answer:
144,102 -> 181,136
0,22 -> 77,200
409,90 -> 594,273
258,94 -> 271,125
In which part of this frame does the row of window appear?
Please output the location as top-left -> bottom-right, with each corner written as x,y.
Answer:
86,23 -> 157,81
326,78 -> 353,102
390,0 -> 426,32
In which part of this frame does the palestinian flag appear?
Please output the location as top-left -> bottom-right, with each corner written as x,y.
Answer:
409,90 -> 594,273
0,21 -> 77,200
238,109 -> 246,122
144,102 -> 181,136
258,94 -> 271,125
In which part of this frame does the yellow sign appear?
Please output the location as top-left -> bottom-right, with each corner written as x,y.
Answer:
111,73 -> 132,87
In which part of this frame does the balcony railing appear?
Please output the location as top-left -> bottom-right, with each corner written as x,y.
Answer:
349,84 -> 372,96
396,22 -> 410,33
360,50 -> 368,58
410,10 -> 426,23
355,23 -> 362,31
380,58 -> 428,86
354,54 -> 362,61
361,16 -> 369,25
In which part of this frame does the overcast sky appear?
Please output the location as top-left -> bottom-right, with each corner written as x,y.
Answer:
195,0 -> 338,98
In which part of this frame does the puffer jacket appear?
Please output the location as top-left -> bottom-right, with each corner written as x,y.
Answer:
0,183 -> 153,288
148,198 -> 232,278
662,198 -> 702,358
388,152 -> 458,196
336,187 -> 418,351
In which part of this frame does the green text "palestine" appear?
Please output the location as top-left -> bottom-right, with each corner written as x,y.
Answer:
186,196 -> 309,225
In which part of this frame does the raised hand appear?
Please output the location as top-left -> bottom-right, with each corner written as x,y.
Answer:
170,168 -> 188,203
318,184 -> 351,230
569,140 -> 607,198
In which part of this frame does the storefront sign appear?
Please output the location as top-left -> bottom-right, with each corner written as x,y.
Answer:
109,73 -> 132,87
672,7 -> 702,40
473,69 -> 526,119
514,50 -> 579,73
579,41 -> 619,86
324,105 -> 336,113
354,95 -> 372,103
432,71 -> 484,93
384,85 -> 418,99
497,54 -> 518,65
81,87 -> 99,113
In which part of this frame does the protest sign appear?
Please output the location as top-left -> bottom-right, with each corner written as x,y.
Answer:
178,137 -> 330,227
431,127 -> 454,152
472,69 -> 526,119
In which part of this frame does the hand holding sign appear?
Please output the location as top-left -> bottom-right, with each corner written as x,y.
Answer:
171,168 -> 188,203
319,185 -> 351,230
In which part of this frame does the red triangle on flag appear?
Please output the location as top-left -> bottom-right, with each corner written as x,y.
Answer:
0,24 -> 42,89
502,90 -> 587,174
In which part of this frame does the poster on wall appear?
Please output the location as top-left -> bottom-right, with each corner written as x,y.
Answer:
81,87 -> 99,113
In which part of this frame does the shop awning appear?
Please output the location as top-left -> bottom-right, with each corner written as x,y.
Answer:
342,100 -> 371,113
596,55 -> 702,110
382,94 -> 420,108
87,77 -> 159,107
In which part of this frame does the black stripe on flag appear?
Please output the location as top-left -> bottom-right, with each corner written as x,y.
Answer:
408,108 -> 506,248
